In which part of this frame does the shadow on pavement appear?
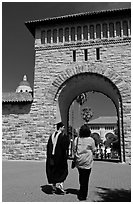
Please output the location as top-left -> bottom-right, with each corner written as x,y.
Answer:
41,185 -> 53,194
96,187 -> 131,202
65,188 -> 79,195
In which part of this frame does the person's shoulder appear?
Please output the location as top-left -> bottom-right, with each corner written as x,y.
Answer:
88,137 -> 95,142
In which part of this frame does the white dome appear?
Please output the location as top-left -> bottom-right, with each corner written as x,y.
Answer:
16,75 -> 32,93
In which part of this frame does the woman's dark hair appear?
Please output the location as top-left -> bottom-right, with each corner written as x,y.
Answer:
79,124 -> 91,138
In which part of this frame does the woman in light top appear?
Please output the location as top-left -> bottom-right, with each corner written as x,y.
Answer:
73,124 -> 96,201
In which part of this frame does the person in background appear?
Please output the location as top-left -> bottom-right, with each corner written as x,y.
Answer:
73,124 -> 96,201
46,122 -> 70,194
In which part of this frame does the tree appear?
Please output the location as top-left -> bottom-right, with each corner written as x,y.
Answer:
76,93 -> 87,105
81,107 -> 93,123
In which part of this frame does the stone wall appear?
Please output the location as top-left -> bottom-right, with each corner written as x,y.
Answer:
2,103 -> 46,160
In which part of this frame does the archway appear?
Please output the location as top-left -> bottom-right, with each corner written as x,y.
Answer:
55,72 -> 124,162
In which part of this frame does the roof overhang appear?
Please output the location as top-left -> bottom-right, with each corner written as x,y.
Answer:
25,8 -> 131,37
2,92 -> 33,103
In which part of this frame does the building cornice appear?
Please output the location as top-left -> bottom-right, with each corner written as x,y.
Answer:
35,37 -> 131,51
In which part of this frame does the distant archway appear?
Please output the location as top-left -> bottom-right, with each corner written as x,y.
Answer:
91,132 -> 101,147
53,71 -> 124,162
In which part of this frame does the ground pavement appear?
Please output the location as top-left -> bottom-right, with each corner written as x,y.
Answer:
2,160 -> 131,202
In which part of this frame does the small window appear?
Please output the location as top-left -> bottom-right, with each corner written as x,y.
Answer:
71,27 -> 75,41
73,50 -> 76,62
96,48 -> 100,60
96,24 -> 101,39
123,21 -> 128,36
41,31 -> 45,44
59,28 -> 63,42
77,26 -> 82,41
84,49 -> 88,61
53,29 -> 57,43
102,23 -> 108,38
65,27 -> 69,42
109,23 -> 114,37
116,22 -> 121,37
47,30 -> 51,43
90,25 -> 94,39
83,26 -> 88,40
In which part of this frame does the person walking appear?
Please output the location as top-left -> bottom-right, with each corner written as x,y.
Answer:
73,124 -> 96,201
46,122 -> 70,194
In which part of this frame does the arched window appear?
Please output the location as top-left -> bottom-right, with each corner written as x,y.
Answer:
109,23 -> 114,37
41,31 -> 45,44
123,21 -> 128,36
77,26 -> 82,41
90,25 -> 94,39
53,29 -> 57,43
96,24 -> 101,39
116,22 -> 121,37
65,27 -> 69,42
71,27 -> 75,41
102,23 -> 108,38
83,25 -> 88,40
47,30 -> 51,43
59,28 -> 63,42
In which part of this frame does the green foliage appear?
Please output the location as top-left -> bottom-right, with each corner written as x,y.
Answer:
81,107 -> 93,122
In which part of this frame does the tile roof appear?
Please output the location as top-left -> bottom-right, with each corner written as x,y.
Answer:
2,92 -> 33,103
88,116 -> 117,124
25,8 -> 131,37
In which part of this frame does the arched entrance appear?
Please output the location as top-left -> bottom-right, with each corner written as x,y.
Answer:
54,72 -> 124,162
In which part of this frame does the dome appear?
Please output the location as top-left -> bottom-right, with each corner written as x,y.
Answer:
16,75 -> 32,93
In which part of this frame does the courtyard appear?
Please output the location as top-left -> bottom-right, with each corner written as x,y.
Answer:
2,160 -> 131,202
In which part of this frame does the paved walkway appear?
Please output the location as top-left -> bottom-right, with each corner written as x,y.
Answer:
2,160 -> 131,202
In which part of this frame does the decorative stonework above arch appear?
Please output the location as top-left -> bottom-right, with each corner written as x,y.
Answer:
47,64 -> 126,101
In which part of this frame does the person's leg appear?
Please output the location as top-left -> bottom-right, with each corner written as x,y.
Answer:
78,168 -> 91,200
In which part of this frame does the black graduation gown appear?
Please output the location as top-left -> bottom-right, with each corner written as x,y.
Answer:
46,132 -> 70,184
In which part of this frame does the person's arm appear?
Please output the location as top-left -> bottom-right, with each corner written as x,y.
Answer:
87,138 -> 96,153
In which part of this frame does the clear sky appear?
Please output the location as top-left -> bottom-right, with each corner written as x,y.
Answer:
2,1 -> 131,92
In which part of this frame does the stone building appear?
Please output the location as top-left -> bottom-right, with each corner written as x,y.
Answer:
89,116 -> 117,142
2,8 -> 131,163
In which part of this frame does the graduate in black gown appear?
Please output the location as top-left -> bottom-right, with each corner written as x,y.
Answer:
46,122 -> 70,193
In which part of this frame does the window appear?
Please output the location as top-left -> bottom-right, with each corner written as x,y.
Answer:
116,22 -> 121,37
84,49 -> 88,61
77,26 -> 82,41
83,25 -> 88,40
59,28 -> 63,42
65,27 -> 69,42
53,29 -> 57,43
47,30 -> 51,43
73,50 -> 76,62
123,21 -> 128,36
109,23 -> 114,37
41,31 -> 45,44
71,27 -> 75,41
96,48 -> 100,60
90,25 -> 94,39
102,23 -> 108,38
96,24 -> 101,39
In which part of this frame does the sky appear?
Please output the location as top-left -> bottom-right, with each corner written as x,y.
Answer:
2,1 -> 131,92
2,1 -> 131,119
